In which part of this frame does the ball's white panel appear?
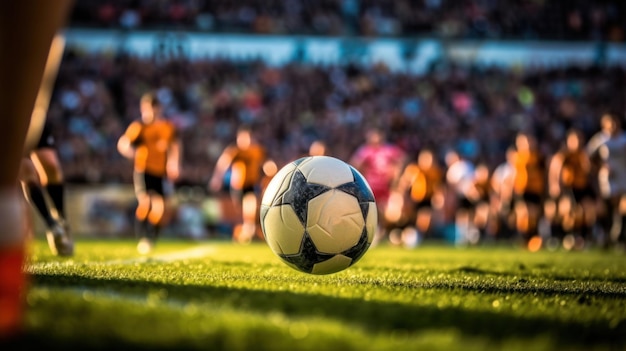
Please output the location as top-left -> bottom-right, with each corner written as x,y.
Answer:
307,190 -> 364,253
311,255 -> 352,275
263,205 -> 305,255
261,162 -> 298,207
365,202 -> 378,244
297,156 -> 354,187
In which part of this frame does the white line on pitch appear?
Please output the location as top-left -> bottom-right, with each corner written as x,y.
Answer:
111,245 -> 218,265
27,244 -> 218,269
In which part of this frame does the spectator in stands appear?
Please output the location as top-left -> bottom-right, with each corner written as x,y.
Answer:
67,0 -> 626,42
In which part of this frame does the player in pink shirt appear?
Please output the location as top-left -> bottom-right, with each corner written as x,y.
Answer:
350,128 -> 406,244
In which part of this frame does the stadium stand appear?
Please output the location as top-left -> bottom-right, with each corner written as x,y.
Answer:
41,1 -> 626,245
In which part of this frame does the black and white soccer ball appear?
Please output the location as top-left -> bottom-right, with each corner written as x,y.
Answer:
260,156 -> 377,275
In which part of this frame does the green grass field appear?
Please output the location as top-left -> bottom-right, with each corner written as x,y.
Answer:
7,238 -> 626,351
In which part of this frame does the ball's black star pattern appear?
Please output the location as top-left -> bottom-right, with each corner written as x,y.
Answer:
279,170 -> 330,225
279,231 -> 335,273
336,168 -> 376,219
292,157 -> 308,166
342,228 -> 371,263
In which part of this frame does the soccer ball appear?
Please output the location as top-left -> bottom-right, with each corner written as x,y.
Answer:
260,156 -> 377,275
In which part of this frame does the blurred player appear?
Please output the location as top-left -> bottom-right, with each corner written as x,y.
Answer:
547,128 -> 595,249
396,148 -> 444,240
117,92 -> 181,254
490,147 -> 516,239
587,112 -> 618,247
510,132 -> 547,247
471,162 -> 493,242
20,124 -> 73,256
587,112 -> 626,249
209,125 -> 269,243
444,149 -> 480,245
0,0 -> 73,340
349,127 -> 406,245
308,139 -> 327,157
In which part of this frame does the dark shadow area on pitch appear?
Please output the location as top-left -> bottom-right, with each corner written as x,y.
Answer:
351,265 -> 626,299
29,272 -> 626,351
451,264 -> 626,284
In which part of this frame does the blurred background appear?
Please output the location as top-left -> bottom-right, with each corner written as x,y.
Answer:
44,0 -> 626,244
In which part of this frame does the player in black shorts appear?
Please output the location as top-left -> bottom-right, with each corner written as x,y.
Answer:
548,128 -> 596,248
118,92 -> 180,254
20,122 -> 73,256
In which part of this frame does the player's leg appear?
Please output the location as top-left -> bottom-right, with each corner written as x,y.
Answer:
146,175 -> 173,242
542,197 -> 561,249
239,190 -> 258,244
472,200 -> 490,243
19,157 -> 73,256
31,148 -> 67,222
617,194 -> 626,249
147,194 -> 165,239
0,0 -> 74,340
607,195 -> 622,248
133,171 -> 153,253
20,158 -> 57,230
415,204 -> 430,237
513,198 -> 530,243
136,173 -> 172,254
526,200 -> 543,246
229,186 -> 245,242
0,189 -> 28,340
598,196 -> 613,248
574,190 -> 595,247
30,147 -> 75,255
135,192 -> 154,255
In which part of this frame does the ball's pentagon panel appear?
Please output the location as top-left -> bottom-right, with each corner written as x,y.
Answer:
260,161 -> 298,207
307,190 -> 365,253
311,255 -> 353,275
296,156 -> 355,187
262,204 -> 305,255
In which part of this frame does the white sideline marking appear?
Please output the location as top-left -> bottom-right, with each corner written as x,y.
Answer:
28,245 -> 217,269
113,245 -> 218,265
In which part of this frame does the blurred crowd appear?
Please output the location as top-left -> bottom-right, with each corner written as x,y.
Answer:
46,47 -> 626,248
48,50 -> 625,185
68,0 -> 626,42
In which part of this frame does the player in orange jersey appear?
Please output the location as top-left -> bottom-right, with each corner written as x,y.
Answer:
510,132 -> 547,246
548,128 -> 595,249
397,148 -> 444,241
210,125 -> 270,243
118,92 -> 181,254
